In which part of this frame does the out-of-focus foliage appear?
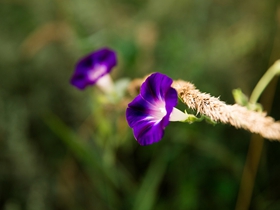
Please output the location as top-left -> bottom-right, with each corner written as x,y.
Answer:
0,0 -> 280,209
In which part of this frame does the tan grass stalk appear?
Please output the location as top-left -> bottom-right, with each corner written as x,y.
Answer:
172,80 -> 280,141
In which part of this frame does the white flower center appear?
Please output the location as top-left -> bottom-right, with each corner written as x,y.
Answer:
88,64 -> 107,81
147,101 -> 188,123
159,107 -> 167,115
148,101 -> 167,122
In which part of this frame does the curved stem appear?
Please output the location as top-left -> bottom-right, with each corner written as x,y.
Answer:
236,60 -> 280,210
249,60 -> 280,103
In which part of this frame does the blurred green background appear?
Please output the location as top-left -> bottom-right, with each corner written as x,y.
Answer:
1,0 -> 280,209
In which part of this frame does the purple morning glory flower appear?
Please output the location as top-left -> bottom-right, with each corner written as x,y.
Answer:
70,48 -> 117,91
126,72 -> 181,146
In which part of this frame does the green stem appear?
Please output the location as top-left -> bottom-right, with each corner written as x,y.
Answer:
183,113 -> 216,125
249,60 -> 280,103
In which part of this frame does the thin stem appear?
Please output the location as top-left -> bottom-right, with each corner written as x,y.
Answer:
249,60 -> 280,103
236,59 -> 280,210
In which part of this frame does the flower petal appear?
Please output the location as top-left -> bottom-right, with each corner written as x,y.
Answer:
126,95 -> 151,128
162,87 -> 178,126
132,120 -> 165,146
70,48 -> 117,90
126,95 -> 166,145
140,72 -> 173,105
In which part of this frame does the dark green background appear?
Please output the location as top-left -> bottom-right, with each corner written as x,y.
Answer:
1,0 -> 280,209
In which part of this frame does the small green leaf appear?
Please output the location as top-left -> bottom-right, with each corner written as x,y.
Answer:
232,88 -> 248,106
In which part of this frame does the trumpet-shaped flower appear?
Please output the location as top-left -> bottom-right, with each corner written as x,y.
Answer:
70,48 -> 117,91
126,72 -> 189,146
